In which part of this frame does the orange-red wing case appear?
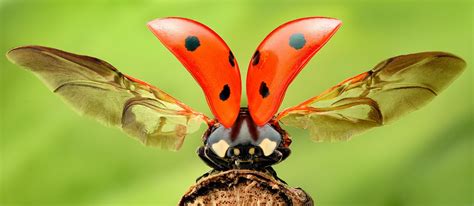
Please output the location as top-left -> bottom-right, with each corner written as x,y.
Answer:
148,17 -> 241,128
246,17 -> 341,126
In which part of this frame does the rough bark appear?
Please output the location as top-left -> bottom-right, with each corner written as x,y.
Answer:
180,169 -> 313,205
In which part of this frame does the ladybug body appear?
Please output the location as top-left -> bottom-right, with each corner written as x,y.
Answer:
6,17 -> 466,183
199,108 -> 291,171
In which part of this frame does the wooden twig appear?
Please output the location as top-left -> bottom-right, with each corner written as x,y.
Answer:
180,169 -> 313,205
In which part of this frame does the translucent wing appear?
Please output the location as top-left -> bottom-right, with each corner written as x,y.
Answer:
277,52 -> 466,142
246,17 -> 342,126
148,17 -> 241,128
6,45 -> 210,150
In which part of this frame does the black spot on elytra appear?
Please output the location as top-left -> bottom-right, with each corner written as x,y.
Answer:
219,84 -> 231,101
228,51 -> 235,67
259,82 -> 269,98
289,33 -> 306,50
252,50 -> 260,66
185,36 -> 200,51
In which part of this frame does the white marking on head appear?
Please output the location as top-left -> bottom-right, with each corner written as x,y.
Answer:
259,138 -> 277,156
211,139 -> 230,158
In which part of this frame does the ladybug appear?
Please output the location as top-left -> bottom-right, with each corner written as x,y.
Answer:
6,17 -> 466,179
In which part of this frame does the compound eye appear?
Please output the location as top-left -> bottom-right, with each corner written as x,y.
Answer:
211,139 -> 230,158
233,148 -> 240,156
248,147 -> 256,155
259,138 -> 277,156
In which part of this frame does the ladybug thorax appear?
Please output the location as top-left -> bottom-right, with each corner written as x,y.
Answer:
205,108 -> 282,159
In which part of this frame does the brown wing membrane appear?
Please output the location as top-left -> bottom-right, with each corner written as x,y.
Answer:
276,52 -> 466,142
6,45 -> 209,150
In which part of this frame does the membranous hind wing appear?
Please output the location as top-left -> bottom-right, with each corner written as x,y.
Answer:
7,46 -> 209,150
277,52 -> 466,142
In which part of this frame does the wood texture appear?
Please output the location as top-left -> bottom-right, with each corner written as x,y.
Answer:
180,170 -> 313,205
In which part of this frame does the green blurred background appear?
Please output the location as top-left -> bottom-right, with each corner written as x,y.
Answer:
1,0 -> 472,205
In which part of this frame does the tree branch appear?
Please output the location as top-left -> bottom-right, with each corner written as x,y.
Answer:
180,169 -> 313,205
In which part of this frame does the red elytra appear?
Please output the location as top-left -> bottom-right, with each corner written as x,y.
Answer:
246,17 -> 341,125
148,17 -> 242,128
148,17 -> 341,127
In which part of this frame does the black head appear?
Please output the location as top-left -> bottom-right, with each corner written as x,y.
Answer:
200,108 -> 290,169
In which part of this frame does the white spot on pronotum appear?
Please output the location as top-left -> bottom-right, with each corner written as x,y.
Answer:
259,138 -> 277,156
211,139 -> 229,158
